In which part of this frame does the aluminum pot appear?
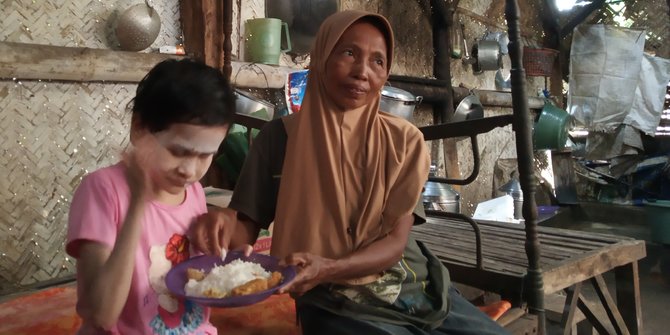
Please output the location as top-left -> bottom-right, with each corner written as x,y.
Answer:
472,40 -> 502,73
422,181 -> 460,213
380,86 -> 422,121
422,165 -> 460,213
235,89 -> 275,121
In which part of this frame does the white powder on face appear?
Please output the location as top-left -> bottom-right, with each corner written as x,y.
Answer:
184,259 -> 270,298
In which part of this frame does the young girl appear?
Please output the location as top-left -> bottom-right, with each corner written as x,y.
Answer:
67,58 -> 235,334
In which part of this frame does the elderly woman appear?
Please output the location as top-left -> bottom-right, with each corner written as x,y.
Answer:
193,10 -> 510,335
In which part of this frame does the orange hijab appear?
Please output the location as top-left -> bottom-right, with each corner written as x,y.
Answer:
272,10 -> 430,260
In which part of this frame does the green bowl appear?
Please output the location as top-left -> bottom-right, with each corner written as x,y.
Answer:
533,103 -> 570,150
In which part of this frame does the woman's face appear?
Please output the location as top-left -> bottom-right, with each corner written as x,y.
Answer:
324,21 -> 389,111
144,123 -> 228,196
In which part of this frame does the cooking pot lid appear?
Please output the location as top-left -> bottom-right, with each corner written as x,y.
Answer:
381,86 -> 416,102
452,93 -> 484,122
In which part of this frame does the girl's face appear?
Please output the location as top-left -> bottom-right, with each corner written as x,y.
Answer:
145,123 -> 228,196
324,21 -> 389,111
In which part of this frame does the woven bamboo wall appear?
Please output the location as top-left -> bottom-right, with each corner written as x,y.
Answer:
0,0 -> 181,294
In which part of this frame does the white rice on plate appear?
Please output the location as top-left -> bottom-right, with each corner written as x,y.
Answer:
184,259 -> 270,298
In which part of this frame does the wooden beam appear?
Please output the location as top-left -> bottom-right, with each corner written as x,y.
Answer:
454,87 -> 546,109
561,282 -> 582,335
229,62 -> 297,88
456,7 -> 533,38
0,41 -> 300,86
541,240 -> 646,294
615,262 -> 643,335
560,0 -> 607,38
591,274 -> 630,335
0,41 -> 178,82
577,294 -> 611,334
180,0 -> 225,70
388,76 -> 547,109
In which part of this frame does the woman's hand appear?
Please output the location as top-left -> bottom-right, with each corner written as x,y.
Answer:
279,252 -> 335,296
190,208 -> 257,257
277,214 -> 414,298
190,208 -> 235,257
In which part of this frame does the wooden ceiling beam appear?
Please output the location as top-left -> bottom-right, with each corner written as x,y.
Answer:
560,0 -> 607,38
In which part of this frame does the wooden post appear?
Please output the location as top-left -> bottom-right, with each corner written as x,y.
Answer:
505,1 -> 546,334
428,0 -> 460,183
180,0 -> 225,70
223,0 -> 233,79
615,262 -> 643,335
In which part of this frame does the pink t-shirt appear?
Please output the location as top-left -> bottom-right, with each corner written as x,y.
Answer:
67,163 -> 217,334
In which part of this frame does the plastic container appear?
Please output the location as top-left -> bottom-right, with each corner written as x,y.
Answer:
245,18 -> 291,65
533,102 -> 570,150
645,200 -> 670,245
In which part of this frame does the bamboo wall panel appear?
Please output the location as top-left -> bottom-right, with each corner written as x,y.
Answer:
0,0 -> 181,294
1,0 -> 180,50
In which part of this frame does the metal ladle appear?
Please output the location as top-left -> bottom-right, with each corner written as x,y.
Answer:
461,23 -> 477,66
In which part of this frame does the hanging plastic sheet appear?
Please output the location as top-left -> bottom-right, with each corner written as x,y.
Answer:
585,125 -> 643,158
568,24 -> 670,160
626,54 -> 670,135
568,25 -> 645,132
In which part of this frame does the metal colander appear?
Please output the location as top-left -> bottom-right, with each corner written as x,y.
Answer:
116,0 -> 161,51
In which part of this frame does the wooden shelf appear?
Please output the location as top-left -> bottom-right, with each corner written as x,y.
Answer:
0,41 -> 180,83
0,41 -> 302,88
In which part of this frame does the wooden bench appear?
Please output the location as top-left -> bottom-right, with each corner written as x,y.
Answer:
412,215 -> 646,335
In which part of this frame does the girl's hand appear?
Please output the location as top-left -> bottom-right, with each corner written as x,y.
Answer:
122,133 -> 158,204
279,252 -> 334,296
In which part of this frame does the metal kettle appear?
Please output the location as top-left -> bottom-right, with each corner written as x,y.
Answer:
422,165 -> 460,213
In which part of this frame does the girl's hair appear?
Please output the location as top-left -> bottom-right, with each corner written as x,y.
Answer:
130,58 -> 235,133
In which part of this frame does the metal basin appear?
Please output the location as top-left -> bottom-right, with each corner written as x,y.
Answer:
235,89 -> 275,121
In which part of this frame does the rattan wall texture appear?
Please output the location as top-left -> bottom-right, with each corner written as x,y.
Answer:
0,0 -> 181,294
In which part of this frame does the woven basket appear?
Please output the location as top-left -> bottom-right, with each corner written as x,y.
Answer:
523,47 -> 559,77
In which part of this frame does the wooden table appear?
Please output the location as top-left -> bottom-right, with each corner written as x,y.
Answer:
412,216 -> 646,335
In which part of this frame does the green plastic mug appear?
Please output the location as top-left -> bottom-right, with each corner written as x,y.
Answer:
533,102 -> 570,150
245,18 -> 292,65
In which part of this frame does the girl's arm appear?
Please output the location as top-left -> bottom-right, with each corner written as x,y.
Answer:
280,213 -> 413,295
76,143 -> 152,329
76,198 -> 146,329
